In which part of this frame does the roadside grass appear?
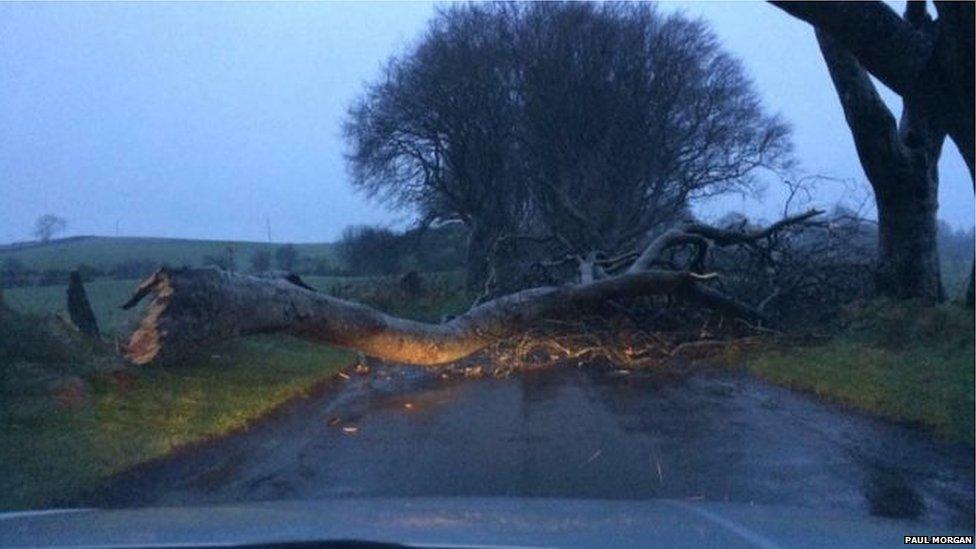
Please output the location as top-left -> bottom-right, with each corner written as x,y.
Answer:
0,323 -> 353,510
0,235 -> 338,272
750,300 -> 975,444
0,280 -> 355,510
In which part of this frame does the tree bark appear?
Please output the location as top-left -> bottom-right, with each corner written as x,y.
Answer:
817,30 -> 945,301
875,187 -> 943,301
771,1 -> 974,178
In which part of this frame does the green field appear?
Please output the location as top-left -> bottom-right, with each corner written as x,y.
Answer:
3,271 -> 470,336
4,278 -> 148,337
0,235 -> 339,272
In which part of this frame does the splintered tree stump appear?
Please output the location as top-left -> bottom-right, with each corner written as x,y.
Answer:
67,270 -> 100,338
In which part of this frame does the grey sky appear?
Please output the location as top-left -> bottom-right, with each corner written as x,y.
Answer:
1,1 -> 972,244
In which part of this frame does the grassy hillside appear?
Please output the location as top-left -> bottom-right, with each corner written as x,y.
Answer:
0,236 -> 339,272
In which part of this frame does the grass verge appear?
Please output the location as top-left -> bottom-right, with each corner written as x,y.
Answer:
0,271 -> 469,510
749,300 -> 974,444
0,303 -> 353,510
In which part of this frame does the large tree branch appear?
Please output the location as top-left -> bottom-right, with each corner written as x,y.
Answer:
681,209 -> 825,247
770,1 -> 933,98
932,1 -> 975,181
774,0 -> 974,181
627,209 -> 823,273
121,210 -> 827,367
121,268 -> 716,367
815,30 -> 910,194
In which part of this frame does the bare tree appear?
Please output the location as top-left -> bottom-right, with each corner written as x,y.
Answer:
345,3 -> 790,291
771,0 -> 974,304
771,1 -> 972,177
344,3 -> 525,289
516,4 -> 791,260
817,24 -> 944,300
33,214 -> 67,243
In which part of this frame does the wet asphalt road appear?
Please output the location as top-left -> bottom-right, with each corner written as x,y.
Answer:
84,365 -> 975,528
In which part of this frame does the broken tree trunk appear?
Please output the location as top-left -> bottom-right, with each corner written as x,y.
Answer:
67,270 -> 100,338
120,211 -> 821,366
121,268 -> 719,366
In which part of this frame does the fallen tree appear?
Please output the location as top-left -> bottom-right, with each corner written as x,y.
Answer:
120,210 -> 822,367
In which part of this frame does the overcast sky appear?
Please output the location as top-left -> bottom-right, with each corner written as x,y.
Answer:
1,1 -> 972,244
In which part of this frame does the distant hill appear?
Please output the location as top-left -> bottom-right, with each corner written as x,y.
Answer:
0,236 -> 339,272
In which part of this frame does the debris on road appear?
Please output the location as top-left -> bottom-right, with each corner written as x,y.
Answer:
581,449 -> 602,467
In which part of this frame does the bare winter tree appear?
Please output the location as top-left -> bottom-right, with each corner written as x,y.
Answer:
345,3 -> 791,291
344,3 -> 525,290
33,214 -> 67,243
516,3 -> 792,262
771,0 -> 974,304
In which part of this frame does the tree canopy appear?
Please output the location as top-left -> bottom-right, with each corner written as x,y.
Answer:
345,2 -> 792,289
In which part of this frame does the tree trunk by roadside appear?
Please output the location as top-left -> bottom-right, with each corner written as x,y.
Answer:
875,188 -> 942,301
773,0 -> 974,304
67,270 -> 100,338
817,30 -> 944,301
771,1 -> 974,181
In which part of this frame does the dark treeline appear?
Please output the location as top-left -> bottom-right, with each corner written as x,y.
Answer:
338,223 -> 467,276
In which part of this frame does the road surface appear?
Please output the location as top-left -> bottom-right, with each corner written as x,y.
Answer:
82,364 -> 975,528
